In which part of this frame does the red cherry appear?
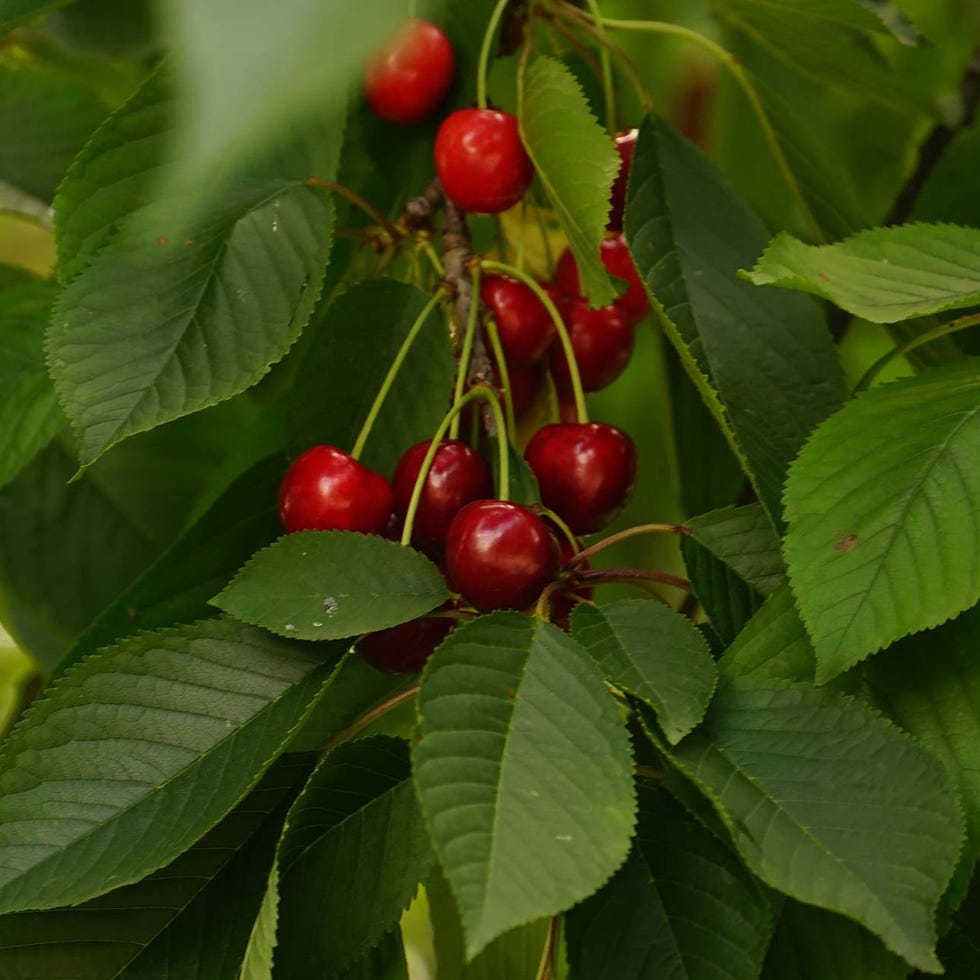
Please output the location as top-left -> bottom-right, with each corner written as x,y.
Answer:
502,362 -> 541,418
445,500 -> 559,612
435,109 -> 534,214
552,238 -> 649,325
393,439 -> 493,553
551,299 -> 634,393
481,274 -> 556,368
608,129 -> 638,231
279,446 -> 394,535
358,615 -> 453,674
524,422 -> 637,534
364,19 -> 456,124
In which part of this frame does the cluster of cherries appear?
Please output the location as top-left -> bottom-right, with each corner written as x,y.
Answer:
274,19 -> 648,673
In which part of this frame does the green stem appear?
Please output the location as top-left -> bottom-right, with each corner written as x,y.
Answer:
306,177 -> 402,241
401,386 -> 509,547
477,0 -> 511,109
351,289 -> 445,459
484,317 -> 517,440
567,521 -> 692,567
577,566 -> 693,592
573,10 -> 824,242
323,683 -> 419,754
854,312 -> 980,393
583,0 -> 616,132
481,258 -> 589,423
449,264 -> 484,440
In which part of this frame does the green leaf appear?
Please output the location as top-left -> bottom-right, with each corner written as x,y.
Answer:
215,531 -> 449,641
0,753 -> 313,980
0,0 -> 72,32
747,0 -> 926,45
718,584 -> 816,685
0,619 -> 334,913
682,504 -> 785,646
665,678 -> 964,972
566,789 -> 772,980
165,0 -> 400,193
783,360 -> 980,682
274,736 -> 433,976
0,61 -> 107,201
49,69 -> 343,467
287,279 -> 454,476
519,56 -> 619,308
763,900 -> 911,980
744,224 -> 980,323
336,930 -> 410,980
0,280 -> 62,491
625,117 -> 847,522
413,613 -> 635,959
571,599 -> 717,744
868,604 -> 980,850
237,865 -> 278,980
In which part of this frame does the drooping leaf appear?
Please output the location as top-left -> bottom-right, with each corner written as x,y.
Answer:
237,865 -> 279,980
413,613 -> 635,958
519,56 -> 619,308
0,279 -> 62,491
762,899 -> 910,980
287,279 -> 454,477
625,117 -> 847,522
0,619 -> 335,913
682,504 -> 785,645
783,360 -> 980,682
740,0 -> 926,45
744,224 -> 980,323
0,754 -> 313,980
0,61 -> 107,201
49,68 -> 343,467
566,789 -> 772,980
0,0 -> 72,32
214,531 -> 449,641
571,599 -> 717,744
274,736 -> 432,977
664,678 -> 964,972
335,930 -> 410,980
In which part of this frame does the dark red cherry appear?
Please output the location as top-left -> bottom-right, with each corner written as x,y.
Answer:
481,274 -> 556,368
552,238 -> 648,325
357,615 -> 453,674
279,445 -> 394,535
550,299 -> 634,393
608,129 -> 638,231
445,500 -> 559,612
393,439 -> 493,553
364,19 -> 456,124
524,422 -> 637,534
494,361 -> 541,419
435,109 -> 534,214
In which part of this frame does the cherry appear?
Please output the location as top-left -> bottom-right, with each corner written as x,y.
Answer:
392,439 -> 493,554
550,298 -> 633,393
364,19 -> 456,124
550,538 -> 594,631
607,129 -> 638,231
524,422 -> 637,534
358,614 -> 453,674
279,445 -> 394,535
435,109 -> 534,214
445,500 -> 559,612
481,274 -> 556,368
553,237 -> 649,325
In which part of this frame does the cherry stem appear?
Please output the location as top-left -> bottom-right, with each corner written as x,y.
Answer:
538,506 -> 580,554
477,0 -> 511,110
854,311 -> 980,393
450,263 -> 484,440
572,10 -> 824,243
582,0 -> 616,132
480,258 -> 589,423
306,177 -> 402,241
484,316 -> 517,440
420,238 -> 444,277
351,289 -> 446,460
323,682 -> 420,754
400,386 -> 509,547
567,522 -> 692,567
577,566 -> 693,592
534,580 -> 563,621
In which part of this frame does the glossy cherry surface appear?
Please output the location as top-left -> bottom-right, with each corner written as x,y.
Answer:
553,237 -> 648,325
279,445 -> 394,535
524,422 -> 637,534
445,500 -> 559,612
364,18 -> 455,124
607,128 -> 638,231
550,298 -> 633,393
393,439 -> 493,553
358,615 -> 453,674
481,274 -> 556,368
435,109 -> 534,214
